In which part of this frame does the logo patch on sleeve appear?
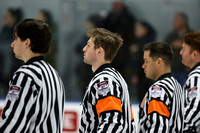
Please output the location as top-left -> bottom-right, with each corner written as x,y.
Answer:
188,86 -> 197,101
151,86 -> 163,98
97,81 -> 110,96
7,85 -> 21,101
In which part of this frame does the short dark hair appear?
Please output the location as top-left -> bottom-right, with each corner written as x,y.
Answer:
184,31 -> 200,52
87,28 -> 123,62
14,19 -> 52,54
143,42 -> 173,66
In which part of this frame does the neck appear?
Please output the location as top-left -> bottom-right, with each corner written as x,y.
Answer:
92,60 -> 111,72
190,61 -> 200,69
23,53 -> 42,63
155,67 -> 171,80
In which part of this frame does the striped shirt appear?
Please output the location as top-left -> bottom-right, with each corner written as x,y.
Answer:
79,64 -> 135,133
0,56 -> 65,133
138,73 -> 184,133
184,63 -> 200,132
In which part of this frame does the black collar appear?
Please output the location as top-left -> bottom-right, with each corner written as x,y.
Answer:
156,73 -> 172,81
25,56 -> 44,65
189,62 -> 200,73
93,63 -> 111,76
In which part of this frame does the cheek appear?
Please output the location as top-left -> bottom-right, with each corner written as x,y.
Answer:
87,50 -> 96,58
182,52 -> 189,58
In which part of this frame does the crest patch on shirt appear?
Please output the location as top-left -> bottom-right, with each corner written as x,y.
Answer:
97,81 -> 110,96
7,85 -> 21,101
188,86 -> 197,101
151,86 -> 163,98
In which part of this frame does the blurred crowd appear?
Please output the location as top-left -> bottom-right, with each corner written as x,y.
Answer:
0,1 -> 193,102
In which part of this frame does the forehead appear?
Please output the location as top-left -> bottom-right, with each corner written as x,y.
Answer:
144,50 -> 150,57
182,42 -> 191,49
88,37 -> 95,44
13,32 -> 18,38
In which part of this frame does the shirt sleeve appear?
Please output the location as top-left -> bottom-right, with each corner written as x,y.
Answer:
0,72 -> 38,133
184,76 -> 200,131
95,79 -> 124,133
139,85 -> 170,133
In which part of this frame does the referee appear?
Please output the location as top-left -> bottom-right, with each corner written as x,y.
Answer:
79,28 -> 135,133
180,31 -> 200,133
0,19 -> 65,133
138,42 -> 184,132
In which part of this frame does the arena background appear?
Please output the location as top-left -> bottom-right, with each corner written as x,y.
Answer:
0,0 -> 200,132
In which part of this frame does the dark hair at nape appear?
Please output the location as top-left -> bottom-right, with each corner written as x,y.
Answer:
143,42 -> 173,66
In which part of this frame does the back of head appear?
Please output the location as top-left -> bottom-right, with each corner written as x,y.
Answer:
177,12 -> 188,25
38,9 -> 53,26
14,19 -> 52,54
88,14 -> 103,28
184,31 -> 200,52
112,1 -> 125,13
144,42 -> 173,66
15,8 -> 23,23
135,20 -> 156,39
174,12 -> 188,30
87,28 -> 123,62
4,8 -> 17,27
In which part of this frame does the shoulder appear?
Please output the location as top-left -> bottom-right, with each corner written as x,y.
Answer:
92,67 -> 123,85
188,67 -> 200,78
186,68 -> 200,86
149,77 -> 179,98
89,67 -> 123,90
14,62 -> 43,81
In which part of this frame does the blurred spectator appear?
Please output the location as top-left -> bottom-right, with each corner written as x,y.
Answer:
0,8 -> 23,43
164,12 -> 192,86
37,9 -> 58,68
103,1 -> 136,74
126,20 -> 156,101
0,8 -> 23,97
75,13 -> 104,93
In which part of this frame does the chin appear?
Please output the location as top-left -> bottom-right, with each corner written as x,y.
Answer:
15,55 -> 21,60
145,74 -> 149,78
182,61 -> 187,67
83,59 -> 89,64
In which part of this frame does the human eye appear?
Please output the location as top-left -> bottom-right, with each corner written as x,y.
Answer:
86,42 -> 90,47
144,60 -> 148,64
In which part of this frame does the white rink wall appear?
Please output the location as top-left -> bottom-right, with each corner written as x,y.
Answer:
0,100 -> 139,133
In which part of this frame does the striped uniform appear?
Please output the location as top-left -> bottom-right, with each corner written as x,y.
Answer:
79,64 -> 135,133
0,56 -> 65,133
138,73 -> 184,133
184,63 -> 200,132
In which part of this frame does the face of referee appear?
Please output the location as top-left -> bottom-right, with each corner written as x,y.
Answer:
11,33 -> 26,61
180,42 -> 194,68
142,50 -> 158,80
83,37 -> 99,65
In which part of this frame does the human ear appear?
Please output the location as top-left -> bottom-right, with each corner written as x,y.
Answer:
193,50 -> 199,59
98,47 -> 104,54
157,58 -> 163,65
25,38 -> 31,48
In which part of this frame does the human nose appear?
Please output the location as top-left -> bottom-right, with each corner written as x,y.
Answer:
11,40 -> 14,47
180,49 -> 182,55
83,45 -> 86,52
142,63 -> 145,69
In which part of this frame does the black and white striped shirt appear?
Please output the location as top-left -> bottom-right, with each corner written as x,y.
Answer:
79,64 -> 135,133
138,73 -> 184,133
184,63 -> 200,132
0,56 -> 65,133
